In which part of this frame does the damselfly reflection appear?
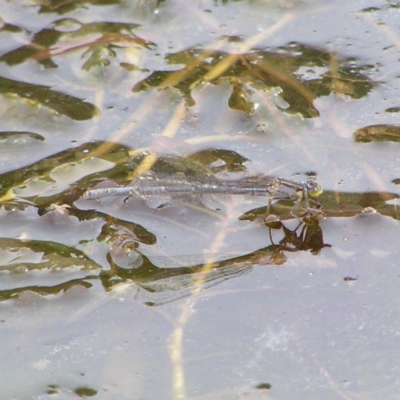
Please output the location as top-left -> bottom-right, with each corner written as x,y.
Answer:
99,216 -> 329,306
0,217 -> 329,306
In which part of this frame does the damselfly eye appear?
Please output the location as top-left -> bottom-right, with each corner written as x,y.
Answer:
306,178 -> 323,197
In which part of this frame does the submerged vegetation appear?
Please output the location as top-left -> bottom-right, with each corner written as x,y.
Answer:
1,1 -> 400,399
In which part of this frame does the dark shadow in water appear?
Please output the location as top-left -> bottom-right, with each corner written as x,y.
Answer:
0,216 -> 328,305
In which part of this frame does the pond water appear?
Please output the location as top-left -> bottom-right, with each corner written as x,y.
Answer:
1,1 -> 400,399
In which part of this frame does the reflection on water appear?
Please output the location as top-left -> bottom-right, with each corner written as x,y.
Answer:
0,214 -> 328,305
101,215 -> 329,306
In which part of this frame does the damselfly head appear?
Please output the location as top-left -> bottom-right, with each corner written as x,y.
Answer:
306,177 -> 323,197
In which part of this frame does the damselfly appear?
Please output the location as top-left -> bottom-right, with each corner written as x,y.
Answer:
83,172 -> 323,219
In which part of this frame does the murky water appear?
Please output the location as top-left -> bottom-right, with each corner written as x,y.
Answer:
1,1 -> 400,399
